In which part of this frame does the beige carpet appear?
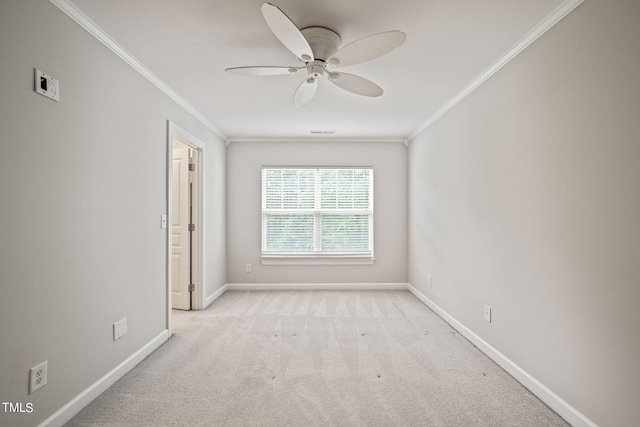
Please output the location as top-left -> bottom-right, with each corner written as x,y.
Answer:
67,290 -> 568,426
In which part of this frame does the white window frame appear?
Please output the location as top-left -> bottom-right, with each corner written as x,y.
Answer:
261,166 -> 374,265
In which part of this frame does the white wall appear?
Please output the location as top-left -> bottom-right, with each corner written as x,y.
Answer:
408,0 -> 640,426
227,140 -> 407,284
0,1 -> 226,425
202,139 -> 227,304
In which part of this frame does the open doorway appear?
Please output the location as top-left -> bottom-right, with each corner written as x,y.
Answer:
167,122 -> 204,331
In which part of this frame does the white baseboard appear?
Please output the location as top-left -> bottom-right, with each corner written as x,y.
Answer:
42,284 -> 595,427
38,330 -> 169,427
204,284 -> 228,309
406,284 -> 597,427
226,283 -> 409,291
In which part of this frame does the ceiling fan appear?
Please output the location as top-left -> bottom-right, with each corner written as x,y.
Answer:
225,3 -> 406,107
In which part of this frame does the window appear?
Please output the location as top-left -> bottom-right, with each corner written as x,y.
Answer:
262,167 -> 373,261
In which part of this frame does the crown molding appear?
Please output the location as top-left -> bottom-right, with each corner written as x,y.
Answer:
49,0 -> 226,141
225,137 -> 407,145
50,0 -> 582,147
407,0 -> 584,144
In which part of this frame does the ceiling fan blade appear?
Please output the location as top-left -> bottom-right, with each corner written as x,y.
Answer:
294,78 -> 318,107
225,66 -> 303,76
327,31 -> 406,67
328,72 -> 383,97
261,3 -> 314,62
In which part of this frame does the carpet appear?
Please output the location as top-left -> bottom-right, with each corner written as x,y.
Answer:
67,290 -> 568,426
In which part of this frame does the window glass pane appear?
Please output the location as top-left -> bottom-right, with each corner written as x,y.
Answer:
320,169 -> 371,210
265,169 -> 314,209
264,214 -> 314,252
265,169 -> 282,209
321,214 -> 370,252
262,167 -> 372,257
352,169 -> 371,209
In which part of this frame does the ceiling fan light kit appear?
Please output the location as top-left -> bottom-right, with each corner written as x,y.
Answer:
225,2 -> 406,107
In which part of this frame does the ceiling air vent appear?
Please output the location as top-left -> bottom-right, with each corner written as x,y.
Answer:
310,130 -> 336,135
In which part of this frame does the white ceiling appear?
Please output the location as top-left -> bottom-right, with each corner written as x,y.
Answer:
66,0 -> 566,141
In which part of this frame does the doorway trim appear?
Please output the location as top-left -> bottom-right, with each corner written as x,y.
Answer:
167,121 -> 205,336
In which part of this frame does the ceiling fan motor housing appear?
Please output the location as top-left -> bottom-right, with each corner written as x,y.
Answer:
301,27 -> 341,62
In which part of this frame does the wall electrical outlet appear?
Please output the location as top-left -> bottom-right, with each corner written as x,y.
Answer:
34,69 -> 59,101
29,361 -> 47,394
484,305 -> 492,323
428,275 -> 433,286
245,263 -> 252,273
113,317 -> 127,341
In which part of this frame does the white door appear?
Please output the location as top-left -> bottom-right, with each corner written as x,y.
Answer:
172,145 -> 191,310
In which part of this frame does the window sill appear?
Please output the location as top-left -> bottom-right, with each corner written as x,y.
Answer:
261,257 -> 375,266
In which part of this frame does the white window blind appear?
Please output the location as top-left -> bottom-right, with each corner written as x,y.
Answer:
262,167 -> 373,258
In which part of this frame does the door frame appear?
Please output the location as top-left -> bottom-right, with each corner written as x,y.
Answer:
166,121 -> 205,336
